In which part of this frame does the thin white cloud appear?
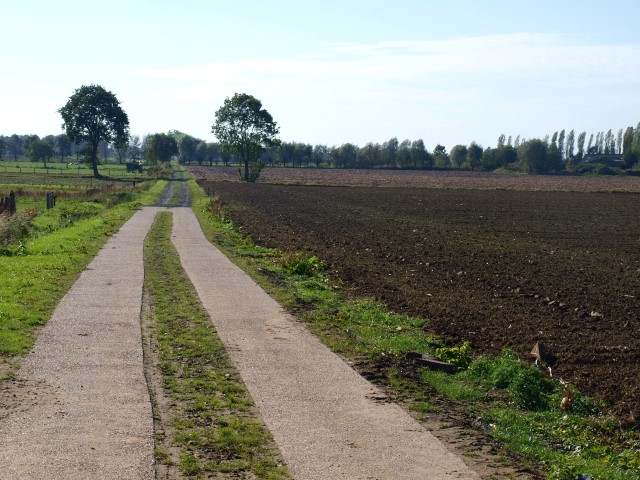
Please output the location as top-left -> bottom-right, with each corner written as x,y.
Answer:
136,33 -> 640,84
130,33 -> 640,146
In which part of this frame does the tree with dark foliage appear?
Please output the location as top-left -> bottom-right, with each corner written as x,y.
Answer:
59,84 -> 129,178
212,93 -> 280,182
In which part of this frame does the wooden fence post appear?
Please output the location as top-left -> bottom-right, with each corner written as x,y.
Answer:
1,191 -> 17,215
46,192 -> 56,209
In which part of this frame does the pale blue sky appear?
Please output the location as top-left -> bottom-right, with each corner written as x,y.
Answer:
2,1 -> 639,151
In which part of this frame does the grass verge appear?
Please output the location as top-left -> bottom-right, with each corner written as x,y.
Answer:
142,211 -> 289,479
0,180 -> 165,378
190,181 -> 640,480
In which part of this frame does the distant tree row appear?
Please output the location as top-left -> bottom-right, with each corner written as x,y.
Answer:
0,132 -> 143,167
0,131 -> 207,167
491,124 -> 640,173
260,124 -> 640,174
253,139 -> 451,170
0,133 -> 77,164
3,126 -> 639,174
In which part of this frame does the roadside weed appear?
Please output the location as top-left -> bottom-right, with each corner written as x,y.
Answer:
434,341 -> 472,369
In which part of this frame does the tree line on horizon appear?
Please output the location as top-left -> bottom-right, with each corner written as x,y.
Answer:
2,125 -> 640,174
3,85 -> 639,176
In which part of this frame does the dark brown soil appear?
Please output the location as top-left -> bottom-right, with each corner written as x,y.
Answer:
198,179 -> 640,423
190,165 -> 640,192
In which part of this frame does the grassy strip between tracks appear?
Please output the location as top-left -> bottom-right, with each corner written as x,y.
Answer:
142,211 -> 289,479
0,180 -> 166,378
189,181 -> 640,480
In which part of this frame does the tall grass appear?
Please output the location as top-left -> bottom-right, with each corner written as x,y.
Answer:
0,213 -> 31,249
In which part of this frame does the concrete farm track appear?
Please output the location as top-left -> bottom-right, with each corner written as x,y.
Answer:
0,200 -> 482,478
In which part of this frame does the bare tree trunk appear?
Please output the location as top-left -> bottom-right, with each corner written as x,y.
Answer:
90,142 -> 100,178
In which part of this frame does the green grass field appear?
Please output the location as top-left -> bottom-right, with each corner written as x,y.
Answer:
0,160 -> 156,189
0,179 -> 165,379
0,160 -> 140,176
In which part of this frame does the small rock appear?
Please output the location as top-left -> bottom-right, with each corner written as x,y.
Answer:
530,341 -> 557,367
405,352 -> 457,374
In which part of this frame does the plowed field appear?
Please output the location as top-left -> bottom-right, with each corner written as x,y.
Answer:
195,170 -> 640,422
190,165 -> 640,192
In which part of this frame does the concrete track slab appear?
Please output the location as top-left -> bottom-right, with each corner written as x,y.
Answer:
0,208 -> 159,480
170,207 -> 480,480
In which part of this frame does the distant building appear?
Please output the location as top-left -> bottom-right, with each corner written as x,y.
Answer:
581,154 -> 624,168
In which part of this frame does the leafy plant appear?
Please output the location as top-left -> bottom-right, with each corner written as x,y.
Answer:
549,384 -> 604,416
280,253 -> 326,277
466,349 -> 528,389
435,341 -> 472,369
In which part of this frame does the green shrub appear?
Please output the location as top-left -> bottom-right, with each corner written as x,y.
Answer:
549,384 -> 603,416
466,350 -> 603,415
508,367 -> 553,411
576,163 -> 617,175
488,350 -> 527,389
465,349 -> 531,389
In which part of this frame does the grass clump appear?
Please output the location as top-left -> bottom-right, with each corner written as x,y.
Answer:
445,351 -> 639,479
507,367 -> 554,411
143,211 -> 289,479
0,213 -> 31,249
422,370 -> 483,401
466,349 -> 523,388
486,409 -> 640,480
278,252 -> 326,276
